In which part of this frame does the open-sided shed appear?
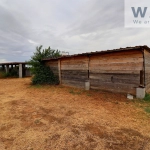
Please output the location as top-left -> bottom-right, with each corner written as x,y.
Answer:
0,62 -> 31,78
43,46 -> 150,96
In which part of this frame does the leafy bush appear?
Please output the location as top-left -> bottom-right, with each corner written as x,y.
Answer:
32,64 -> 59,85
145,107 -> 150,113
143,93 -> 150,102
0,68 -> 18,78
0,71 -> 6,78
28,45 -> 61,85
9,68 -> 18,77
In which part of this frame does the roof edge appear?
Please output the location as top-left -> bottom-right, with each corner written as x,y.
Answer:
42,45 -> 150,61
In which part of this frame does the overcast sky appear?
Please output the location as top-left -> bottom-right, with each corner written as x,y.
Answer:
0,0 -> 150,62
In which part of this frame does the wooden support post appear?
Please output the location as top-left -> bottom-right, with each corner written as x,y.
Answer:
140,70 -> 144,86
58,60 -> 61,84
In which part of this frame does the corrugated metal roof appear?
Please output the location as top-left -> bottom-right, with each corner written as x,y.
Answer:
43,45 -> 150,61
0,62 -> 27,65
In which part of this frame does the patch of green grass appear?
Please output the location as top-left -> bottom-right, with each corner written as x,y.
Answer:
35,84 -> 42,88
69,89 -> 81,95
69,89 -> 75,94
76,91 -> 81,95
143,93 -> 150,102
131,94 -> 150,115
87,93 -> 92,96
144,107 -> 150,113
29,84 -> 42,88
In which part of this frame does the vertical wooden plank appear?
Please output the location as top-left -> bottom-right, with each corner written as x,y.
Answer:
140,70 -> 144,86
58,59 -> 61,84
144,49 -> 150,91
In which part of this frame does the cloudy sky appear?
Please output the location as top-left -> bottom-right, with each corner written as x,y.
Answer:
0,0 -> 150,63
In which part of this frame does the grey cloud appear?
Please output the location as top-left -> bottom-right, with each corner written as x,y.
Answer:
0,4 -> 35,62
64,0 -> 124,36
0,5 -> 30,37
0,0 -> 150,62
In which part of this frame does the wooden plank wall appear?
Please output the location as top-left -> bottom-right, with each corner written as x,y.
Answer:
45,60 -> 59,76
61,56 -> 89,88
89,50 -> 143,94
44,50 -> 144,94
144,50 -> 150,91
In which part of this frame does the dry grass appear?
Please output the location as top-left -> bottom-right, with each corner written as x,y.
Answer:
0,78 -> 150,150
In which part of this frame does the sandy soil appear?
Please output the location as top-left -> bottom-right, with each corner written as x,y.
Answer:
0,78 -> 150,150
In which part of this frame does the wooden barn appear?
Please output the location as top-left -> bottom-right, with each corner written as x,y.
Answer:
43,46 -> 150,97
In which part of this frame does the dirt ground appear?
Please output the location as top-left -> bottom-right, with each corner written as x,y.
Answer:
0,78 -> 150,150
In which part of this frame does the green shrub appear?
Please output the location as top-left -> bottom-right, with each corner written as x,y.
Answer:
28,45 -> 61,85
143,93 -> 150,102
145,107 -> 150,113
10,68 -> 18,77
0,68 -> 18,78
0,71 -> 6,78
32,64 -> 59,85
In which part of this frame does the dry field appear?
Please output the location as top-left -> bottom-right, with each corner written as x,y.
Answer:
0,78 -> 150,150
